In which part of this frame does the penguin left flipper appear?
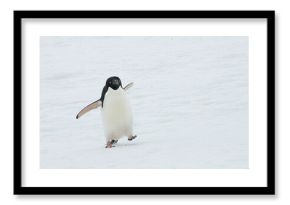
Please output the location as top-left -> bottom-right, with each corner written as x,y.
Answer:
124,82 -> 134,91
76,100 -> 102,119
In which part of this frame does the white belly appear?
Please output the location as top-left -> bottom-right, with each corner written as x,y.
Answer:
101,87 -> 133,141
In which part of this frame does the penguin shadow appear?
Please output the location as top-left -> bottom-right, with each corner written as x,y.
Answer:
110,140 -> 144,148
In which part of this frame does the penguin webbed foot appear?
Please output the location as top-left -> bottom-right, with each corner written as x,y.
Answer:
128,135 -> 137,141
105,139 -> 118,148
105,143 -> 113,148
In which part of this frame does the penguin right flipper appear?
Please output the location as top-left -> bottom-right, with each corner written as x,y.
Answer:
124,82 -> 134,91
76,100 -> 102,119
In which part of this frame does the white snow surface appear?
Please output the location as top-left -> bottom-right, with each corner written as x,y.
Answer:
40,36 -> 248,169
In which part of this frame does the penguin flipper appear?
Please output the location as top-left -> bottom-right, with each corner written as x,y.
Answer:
124,82 -> 134,91
76,100 -> 102,119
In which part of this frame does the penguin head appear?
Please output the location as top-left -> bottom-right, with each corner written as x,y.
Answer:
106,76 -> 122,90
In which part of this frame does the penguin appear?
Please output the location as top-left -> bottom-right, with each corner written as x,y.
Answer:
76,76 -> 137,148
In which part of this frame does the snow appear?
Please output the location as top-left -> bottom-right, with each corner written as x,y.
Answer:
40,36 -> 248,169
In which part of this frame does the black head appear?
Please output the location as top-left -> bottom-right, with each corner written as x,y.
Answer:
106,76 -> 122,90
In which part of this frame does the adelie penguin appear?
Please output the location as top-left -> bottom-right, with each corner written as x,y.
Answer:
76,76 -> 137,148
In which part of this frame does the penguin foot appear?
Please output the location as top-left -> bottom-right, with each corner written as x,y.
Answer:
105,144 -> 112,148
128,135 -> 137,141
105,139 -> 118,148
105,142 -> 113,148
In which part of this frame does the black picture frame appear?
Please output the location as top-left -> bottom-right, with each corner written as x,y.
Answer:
14,10 -> 275,195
